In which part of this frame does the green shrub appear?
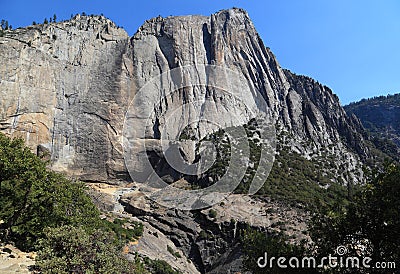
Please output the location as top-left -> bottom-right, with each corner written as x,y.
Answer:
36,226 -> 138,273
103,218 -> 143,244
167,245 -> 182,258
35,225 -> 136,273
208,209 -> 217,218
0,133 -> 152,272
148,259 -> 181,274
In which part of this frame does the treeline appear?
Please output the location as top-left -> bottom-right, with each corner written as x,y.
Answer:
1,12 -> 115,35
346,93 -> 400,108
35,12 -> 106,26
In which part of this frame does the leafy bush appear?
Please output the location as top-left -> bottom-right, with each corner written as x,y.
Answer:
0,134 -> 101,250
103,217 -> 143,245
208,209 -> 217,218
167,245 -> 181,258
35,225 -> 136,273
148,259 -> 182,274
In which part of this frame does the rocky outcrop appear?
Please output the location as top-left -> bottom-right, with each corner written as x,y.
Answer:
283,71 -> 367,155
0,9 -> 369,186
0,244 -> 35,273
118,189 -> 308,273
126,8 -> 368,187
88,181 -> 309,273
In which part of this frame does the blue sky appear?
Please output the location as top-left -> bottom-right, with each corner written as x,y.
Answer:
1,0 -> 399,105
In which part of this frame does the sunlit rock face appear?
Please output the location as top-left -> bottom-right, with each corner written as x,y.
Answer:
0,9 -> 367,184
0,15 -> 131,181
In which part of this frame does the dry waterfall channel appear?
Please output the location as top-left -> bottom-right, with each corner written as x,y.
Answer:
112,187 -> 137,213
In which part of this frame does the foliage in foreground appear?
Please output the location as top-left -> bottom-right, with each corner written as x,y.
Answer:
35,225 -> 136,273
0,134 -> 100,250
0,133 -> 145,272
310,163 -> 400,271
36,225 -> 178,274
242,164 -> 400,273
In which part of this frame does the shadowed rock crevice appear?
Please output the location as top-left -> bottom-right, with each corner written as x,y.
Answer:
202,23 -> 212,65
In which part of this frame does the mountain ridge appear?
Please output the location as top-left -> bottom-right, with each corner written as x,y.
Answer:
345,93 -> 400,160
0,8 -> 388,273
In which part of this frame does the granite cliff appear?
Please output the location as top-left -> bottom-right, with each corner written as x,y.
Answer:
0,8 -> 375,273
0,9 -> 368,184
0,14 -> 131,181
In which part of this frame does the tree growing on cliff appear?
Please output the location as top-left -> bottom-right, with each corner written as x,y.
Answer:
1,19 -> 9,30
